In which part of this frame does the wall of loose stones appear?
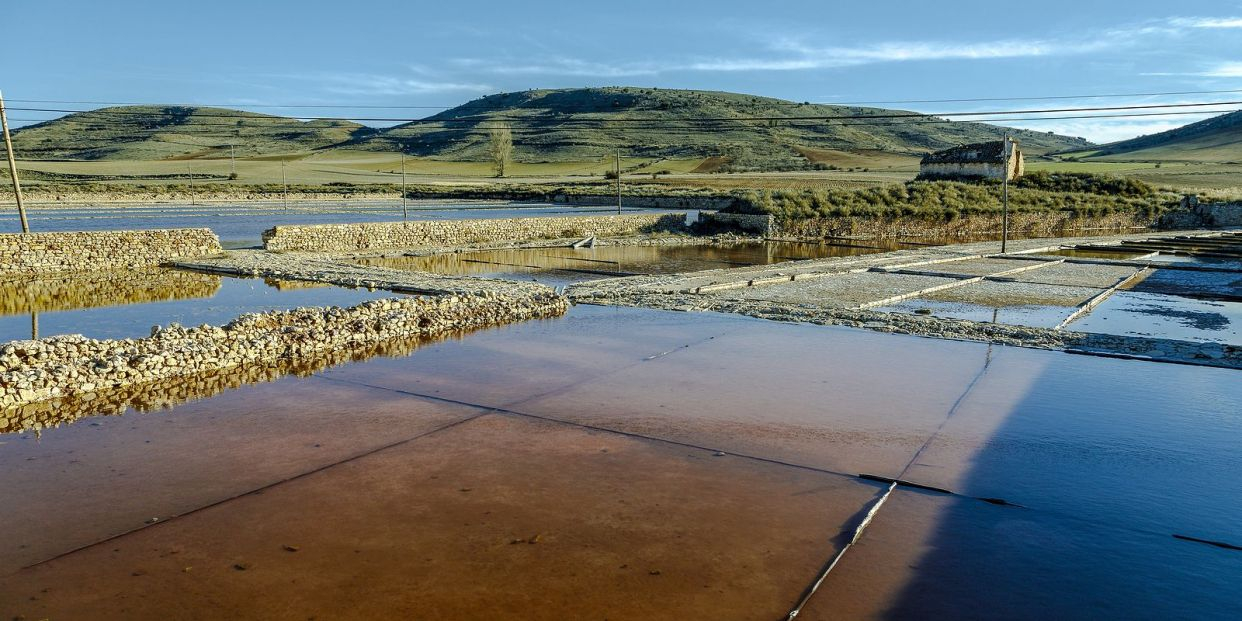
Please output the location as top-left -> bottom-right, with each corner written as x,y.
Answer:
262,213 -> 688,252
0,229 -> 222,275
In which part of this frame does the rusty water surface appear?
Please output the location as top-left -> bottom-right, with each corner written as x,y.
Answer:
0,305 -> 1239,619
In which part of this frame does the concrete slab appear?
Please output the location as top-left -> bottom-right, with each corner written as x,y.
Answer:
0,414 -> 883,620
0,375 -> 481,575
796,489 -> 1242,620
725,272 -> 962,308
513,319 -> 993,477
925,280 -> 1103,308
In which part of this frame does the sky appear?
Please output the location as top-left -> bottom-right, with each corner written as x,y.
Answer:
3,0 -> 1242,143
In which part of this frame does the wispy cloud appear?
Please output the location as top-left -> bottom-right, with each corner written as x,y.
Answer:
314,74 -> 493,96
455,56 -> 660,78
688,37 -> 1110,72
1204,62 -> 1242,77
1171,16 -> 1242,29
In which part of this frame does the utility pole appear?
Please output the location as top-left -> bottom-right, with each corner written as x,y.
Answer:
187,160 -> 195,206
229,144 -> 236,177
0,90 -> 30,233
401,152 -> 407,220
616,151 -> 622,215
1001,134 -> 1010,254
281,159 -> 288,210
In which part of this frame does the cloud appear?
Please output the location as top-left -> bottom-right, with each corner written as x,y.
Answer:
688,37 -> 1111,72
455,56 -> 660,77
1204,62 -> 1242,77
1171,17 -> 1242,29
314,74 -> 493,96
1004,115 -> 1221,144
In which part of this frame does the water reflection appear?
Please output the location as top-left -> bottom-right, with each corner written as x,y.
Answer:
0,269 -> 406,342
358,241 -> 884,286
0,326 -> 483,435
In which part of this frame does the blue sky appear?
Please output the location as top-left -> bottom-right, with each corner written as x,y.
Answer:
4,0 -> 1242,143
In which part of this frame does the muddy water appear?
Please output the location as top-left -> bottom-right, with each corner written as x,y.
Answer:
0,269 -> 404,342
0,305 -> 1239,618
358,241 -> 875,286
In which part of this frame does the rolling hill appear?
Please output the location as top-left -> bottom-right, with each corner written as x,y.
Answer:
1083,109 -> 1242,163
352,88 -> 1094,171
11,106 -> 374,160
10,89 -> 1097,172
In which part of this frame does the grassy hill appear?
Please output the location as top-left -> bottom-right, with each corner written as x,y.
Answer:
11,106 -> 374,160
351,87 -> 1094,171
1078,110 -> 1242,163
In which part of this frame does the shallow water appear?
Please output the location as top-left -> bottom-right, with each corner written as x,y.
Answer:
875,298 -> 1070,328
0,306 -> 1238,618
358,241 -> 874,286
0,269 -> 403,342
1069,291 -> 1242,345
1,203 -> 672,247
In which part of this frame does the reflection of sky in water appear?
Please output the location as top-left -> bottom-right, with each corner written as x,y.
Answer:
1070,291 -> 1241,345
0,273 -> 404,342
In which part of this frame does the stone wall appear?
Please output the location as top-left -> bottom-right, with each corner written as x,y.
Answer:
0,291 -> 569,415
1159,200 -> 1242,229
262,213 -> 687,252
0,229 -> 222,275
699,212 -> 779,236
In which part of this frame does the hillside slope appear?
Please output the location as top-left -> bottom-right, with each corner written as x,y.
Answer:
354,87 -> 1094,171
11,106 -> 373,160
1086,110 -> 1242,162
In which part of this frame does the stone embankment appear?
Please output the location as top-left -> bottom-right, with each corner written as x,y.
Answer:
0,229 -> 221,275
0,291 -> 569,415
261,213 -> 687,252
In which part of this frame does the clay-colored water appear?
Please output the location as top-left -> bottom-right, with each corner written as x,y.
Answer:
0,305 -> 1239,619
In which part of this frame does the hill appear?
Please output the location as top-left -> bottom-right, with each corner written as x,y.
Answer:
11,106 -> 373,160
352,87 -> 1094,171
1083,110 -> 1242,163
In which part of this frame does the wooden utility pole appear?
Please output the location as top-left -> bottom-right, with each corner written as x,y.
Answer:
187,161 -> 196,206
615,151 -> 622,215
401,152 -> 407,220
229,144 -> 236,177
0,90 -> 30,233
1001,134 -> 1010,254
281,159 -> 288,210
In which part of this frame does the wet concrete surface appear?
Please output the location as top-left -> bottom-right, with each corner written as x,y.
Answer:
0,413 -> 882,620
875,299 -> 1070,328
1,301 -> 1240,618
729,272 -> 962,308
797,488 -> 1242,621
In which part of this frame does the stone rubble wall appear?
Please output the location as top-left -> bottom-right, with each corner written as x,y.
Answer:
699,212 -> 779,236
1159,201 -> 1242,229
262,214 -> 687,252
549,194 -> 736,210
0,229 -> 222,275
0,291 -> 569,415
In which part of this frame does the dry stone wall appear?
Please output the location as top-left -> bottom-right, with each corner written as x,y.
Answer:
0,291 -> 569,416
262,214 -> 687,252
0,229 -> 221,275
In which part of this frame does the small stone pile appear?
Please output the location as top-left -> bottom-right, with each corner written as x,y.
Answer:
0,291 -> 568,414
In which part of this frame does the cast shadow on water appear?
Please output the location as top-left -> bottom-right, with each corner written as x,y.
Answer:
871,349 -> 1242,620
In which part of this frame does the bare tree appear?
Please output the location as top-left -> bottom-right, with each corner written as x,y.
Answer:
488,123 -> 513,177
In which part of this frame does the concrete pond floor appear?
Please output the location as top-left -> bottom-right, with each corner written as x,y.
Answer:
1,305 -> 1240,620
